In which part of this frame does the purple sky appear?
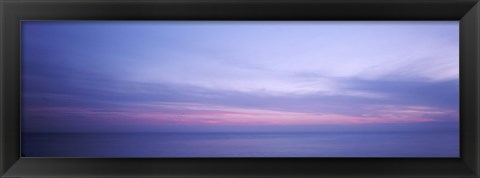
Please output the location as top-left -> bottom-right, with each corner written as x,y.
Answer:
21,21 -> 459,133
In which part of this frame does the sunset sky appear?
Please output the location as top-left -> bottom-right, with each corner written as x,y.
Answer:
21,21 -> 459,133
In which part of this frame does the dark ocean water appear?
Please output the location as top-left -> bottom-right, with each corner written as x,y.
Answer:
21,132 -> 459,157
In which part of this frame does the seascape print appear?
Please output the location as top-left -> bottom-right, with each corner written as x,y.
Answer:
21,21 -> 459,157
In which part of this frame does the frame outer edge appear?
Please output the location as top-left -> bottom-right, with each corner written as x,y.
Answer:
465,2 -> 480,175
460,1 -> 480,177
1,0 -> 21,177
1,0 -> 480,178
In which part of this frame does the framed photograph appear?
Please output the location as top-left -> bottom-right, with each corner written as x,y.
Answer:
1,0 -> 479,177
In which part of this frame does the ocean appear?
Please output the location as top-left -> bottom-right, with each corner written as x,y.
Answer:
21,132 -> 459,157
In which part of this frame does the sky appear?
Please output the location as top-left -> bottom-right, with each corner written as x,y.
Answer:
21,21 -> 459,133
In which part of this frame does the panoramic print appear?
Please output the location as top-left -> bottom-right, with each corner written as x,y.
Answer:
21,21 -> 459,157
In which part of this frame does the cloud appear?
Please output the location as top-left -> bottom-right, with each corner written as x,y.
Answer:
21,21 -> 459,132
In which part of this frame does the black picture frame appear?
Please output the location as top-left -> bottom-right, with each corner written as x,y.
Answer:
1,0 -> 479,177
